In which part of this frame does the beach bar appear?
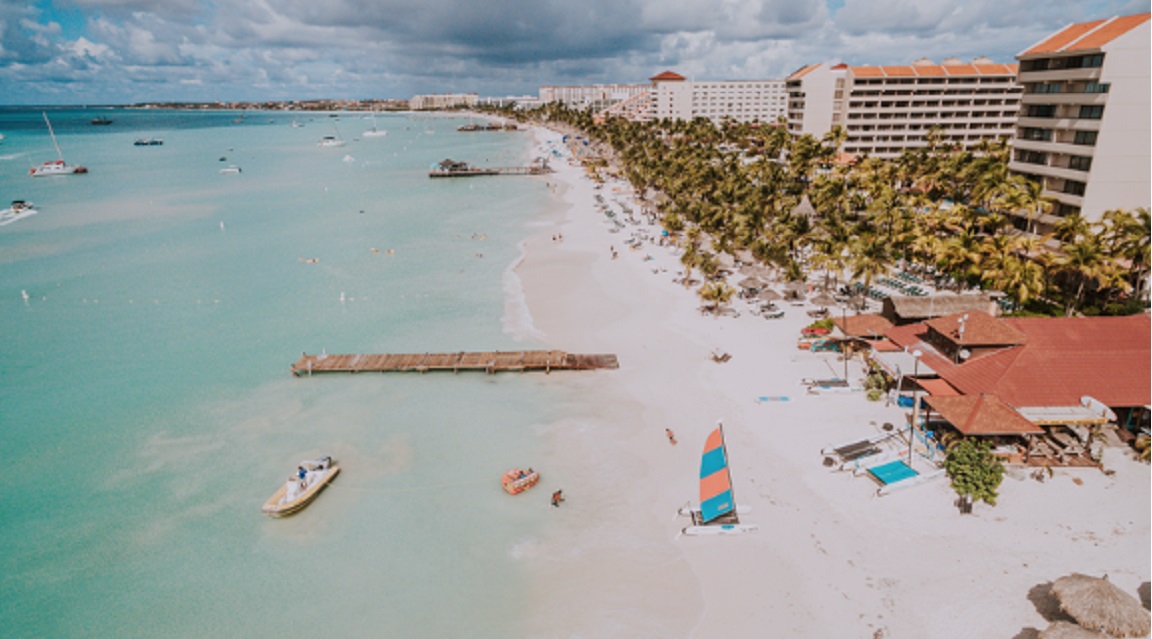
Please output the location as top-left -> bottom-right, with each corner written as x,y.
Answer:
292,350 -> 618,376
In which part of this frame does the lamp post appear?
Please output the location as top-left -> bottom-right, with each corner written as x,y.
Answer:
841,303 -> 849,380
908,349 -> 922,466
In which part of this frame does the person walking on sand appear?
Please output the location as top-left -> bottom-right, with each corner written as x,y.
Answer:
665,428 -> 677,445
551,490 -> 564,507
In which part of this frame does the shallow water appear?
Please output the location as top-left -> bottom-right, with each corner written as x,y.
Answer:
0,108 -> 574,637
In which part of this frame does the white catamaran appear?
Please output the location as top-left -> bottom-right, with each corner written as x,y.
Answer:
29,112 -> 88,177
681,422 -> 758,536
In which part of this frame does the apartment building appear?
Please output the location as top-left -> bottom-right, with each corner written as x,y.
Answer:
1010,13 -> 1150,222
409,93 -> 478,110
538,84 -> 649,111
787,59 -> 1021,158
648,71 -> 788,123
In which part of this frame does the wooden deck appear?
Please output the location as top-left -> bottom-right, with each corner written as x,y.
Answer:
291,350 -> 618,376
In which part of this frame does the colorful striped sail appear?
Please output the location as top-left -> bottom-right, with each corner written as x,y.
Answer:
699,425 -> 734,523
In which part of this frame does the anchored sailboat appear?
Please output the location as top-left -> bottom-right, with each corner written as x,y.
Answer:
681,422 -> 758,536
363,110 -> 388,138
30,112 -> 87,177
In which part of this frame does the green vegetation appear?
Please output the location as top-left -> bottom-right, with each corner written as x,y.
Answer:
944,438 -> 1005,506
488,103 -> 1150,317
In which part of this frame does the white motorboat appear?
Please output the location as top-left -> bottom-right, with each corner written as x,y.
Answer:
219,164 -> 242,174
262,456 -> 340,517
29,113 -> 87,177
0,200 -> 38,226
317,135 -> 345,147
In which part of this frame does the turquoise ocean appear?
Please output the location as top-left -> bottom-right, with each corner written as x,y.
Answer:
0,107 -> 586,637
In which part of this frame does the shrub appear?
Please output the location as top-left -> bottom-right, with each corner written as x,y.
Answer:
944,438 -> 1004,506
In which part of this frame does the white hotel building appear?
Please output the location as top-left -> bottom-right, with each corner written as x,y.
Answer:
786,59 -> 1021,159
538,84 -> 649,111
646,71 -> 788,123
1010,13 -> 1150,222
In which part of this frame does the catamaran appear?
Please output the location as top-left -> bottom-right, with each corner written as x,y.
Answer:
30,113 -> 87,177
681,422 -> 758,536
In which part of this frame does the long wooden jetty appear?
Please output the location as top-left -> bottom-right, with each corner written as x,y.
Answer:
429,158 -> 552,178
292,350 -> 618,376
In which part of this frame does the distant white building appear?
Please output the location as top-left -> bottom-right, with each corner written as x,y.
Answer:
1010,12 -> 1151,222
409,93 -> 478,110
647,71 -> 788,123
538,84 -> 649,111
786,59 -> 1021,158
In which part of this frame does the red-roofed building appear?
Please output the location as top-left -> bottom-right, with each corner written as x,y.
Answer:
1012,13 -> 1150,224
881,313 -> 1151,434
649,70 -> 787,124
786,57 -> 1020,158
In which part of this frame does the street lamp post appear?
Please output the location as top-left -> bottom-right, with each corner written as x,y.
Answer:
908,349 -> 922,466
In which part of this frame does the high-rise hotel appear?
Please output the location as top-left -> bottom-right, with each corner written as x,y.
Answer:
1010,13 -> 1150,222
785,59 -> 1022,159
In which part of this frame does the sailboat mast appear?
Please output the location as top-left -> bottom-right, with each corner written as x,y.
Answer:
717,421 -> 737,520
42,112 -> 64,161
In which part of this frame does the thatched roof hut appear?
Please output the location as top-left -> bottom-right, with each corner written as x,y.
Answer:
1038,621 -> 1104,638
881,293 -> 1000,325
1051,573 -> 1151,638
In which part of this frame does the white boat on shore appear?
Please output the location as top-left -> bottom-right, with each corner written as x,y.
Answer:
30,113 -> 87,177
0,200 -> 38,226
262,456 -> 340,517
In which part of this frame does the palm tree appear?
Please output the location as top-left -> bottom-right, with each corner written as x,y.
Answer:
1055,234 -> 1123,316
848,233 -> 893,291
1100,208 -> 1151,300
697,281 -> 735,315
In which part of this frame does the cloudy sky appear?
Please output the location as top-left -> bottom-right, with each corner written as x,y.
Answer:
1,0 -> 1147,105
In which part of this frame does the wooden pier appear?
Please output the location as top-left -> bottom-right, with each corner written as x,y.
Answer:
429,158 -> 552,178
292,350 -> 618,376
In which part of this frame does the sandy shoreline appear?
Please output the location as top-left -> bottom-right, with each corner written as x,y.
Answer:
514,126 -> 1150,638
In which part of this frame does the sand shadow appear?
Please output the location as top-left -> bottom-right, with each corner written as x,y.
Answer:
1028,581 -> 1076,623
1139,581 -> 1150,611
1010,628 -> 1040,639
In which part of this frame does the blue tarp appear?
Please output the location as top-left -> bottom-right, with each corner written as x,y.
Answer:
868,460 -> 919,485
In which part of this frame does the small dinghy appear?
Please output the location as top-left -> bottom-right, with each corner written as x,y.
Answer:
262,456 -> 340,517
501,468 -> 539,495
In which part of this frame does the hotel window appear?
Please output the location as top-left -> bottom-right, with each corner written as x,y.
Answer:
1068,155 -> 1093,172
1030,83 -> 1062,94
1026,104 -> 1056,118
1062,180 -> 1086,196
1078,105 -> 1104,120
1083,81 -> 1110,94
1016,150 -> 1047,166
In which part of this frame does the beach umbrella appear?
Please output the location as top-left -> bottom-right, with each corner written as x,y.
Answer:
737,276 -> 762,289
810,292 -> 837,307
738,264 -> 759,276
757,289 -> 782,302
1037,622 -> 1104,639
1051,574 -> 1151,638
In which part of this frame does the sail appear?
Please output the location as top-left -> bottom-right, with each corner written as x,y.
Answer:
699,426 -> 734,523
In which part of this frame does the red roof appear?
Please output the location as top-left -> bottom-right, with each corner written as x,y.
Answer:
925,310 -> 1026,347
924,394 -> 1045,436
649,70 -> 686,82
848,63 -> 1016,78
886,315 -> 1151,408
834,313 -> 893,338
1021,13 -> 1150,56
787,64 -> 820,81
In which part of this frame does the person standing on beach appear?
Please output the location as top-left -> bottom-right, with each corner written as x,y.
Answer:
665,428 -> 677,445
551,490 -> 564,507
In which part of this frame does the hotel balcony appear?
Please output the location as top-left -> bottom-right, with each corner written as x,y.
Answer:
1013,137 -> 1096,158
1020,93 -> 1109,106
1018,68 -> 1104,83
1016,116 -> 1102,132
1008,160 -> 1091,185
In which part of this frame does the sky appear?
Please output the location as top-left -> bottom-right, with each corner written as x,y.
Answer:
0,0 -> 1148,105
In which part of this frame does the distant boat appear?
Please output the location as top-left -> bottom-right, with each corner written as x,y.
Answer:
0,200 -> 38,226
363,110 -> 388,138
29,113 -> 87,177
681,422 -> 758,535
318,121 -> 345,147
262,456 -> 340,517
219,164 -> 242,174
133,138 -> 164,146
91,116 -> 113,125
501,468 -> 540,495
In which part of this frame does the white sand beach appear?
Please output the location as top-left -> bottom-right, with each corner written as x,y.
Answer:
515,126 -> 1151,639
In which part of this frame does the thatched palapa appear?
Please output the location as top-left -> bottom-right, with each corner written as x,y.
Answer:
1051,573 -> 1151,638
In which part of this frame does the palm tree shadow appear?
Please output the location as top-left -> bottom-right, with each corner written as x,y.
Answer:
1009,629 -> 1040,639
1028,581 -> 1076,623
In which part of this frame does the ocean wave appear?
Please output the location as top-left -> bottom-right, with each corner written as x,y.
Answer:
501,240 -> 544,341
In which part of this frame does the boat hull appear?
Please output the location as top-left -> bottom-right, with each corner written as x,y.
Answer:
262,465 -> 340,517
501,469 -> 540,495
